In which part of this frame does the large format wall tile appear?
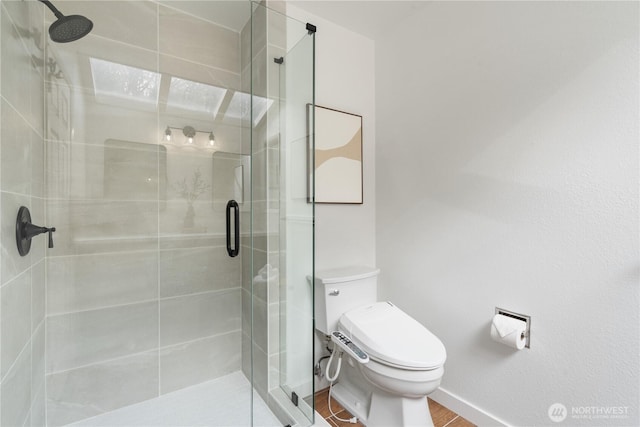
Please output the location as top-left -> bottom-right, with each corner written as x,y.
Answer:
2,1 -> 48,425
1,269 -> 31,380
46,351 -> 159,426
252,294 -> 268,354
27,196 -> 46,264
159,199 -> 225,237
160,246 -> 240,298
160,330 -> 241,394
1,3 -> 39,130
160,288 -> 240,346
2,0 -> 44,64
47,251 -> 158,314
241,288 -> 251,338
31,129 -> 44,198
1,100 -> 32,195
44,82 -> 160,147
162,149 -> 214,204
1,191 -> 31,285
46,199 -> 159,256
47,302 -> 158,373
31,322 -> 45,404
56,1 -> 158,51
1,339 -> 32,427
30,381 -> 46,427
31,259 -> 45,331
159,6 -> 240,73
252,342 -> 268,399
241,330 -> 251,380
46,139 -> 161,201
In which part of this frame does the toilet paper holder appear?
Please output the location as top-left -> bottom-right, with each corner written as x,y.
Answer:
495,307 -> 531,348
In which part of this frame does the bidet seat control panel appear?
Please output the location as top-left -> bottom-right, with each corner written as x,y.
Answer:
331,331 -> 369,363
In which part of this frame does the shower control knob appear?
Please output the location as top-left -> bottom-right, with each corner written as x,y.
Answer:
15,206 -> 56,256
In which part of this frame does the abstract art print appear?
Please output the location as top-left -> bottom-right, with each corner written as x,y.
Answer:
310,105 -> 363,204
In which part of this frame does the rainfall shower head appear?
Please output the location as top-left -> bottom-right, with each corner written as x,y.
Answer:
38,0 -> 93,43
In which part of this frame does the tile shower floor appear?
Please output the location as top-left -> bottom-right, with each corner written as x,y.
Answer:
69,371 -> 282,426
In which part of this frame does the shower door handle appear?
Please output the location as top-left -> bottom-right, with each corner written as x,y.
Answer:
226,200 -> 239,257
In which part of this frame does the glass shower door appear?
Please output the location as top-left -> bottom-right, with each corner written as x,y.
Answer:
278,24 -> 316,425
41,1 -> 258,425
249,3 -> 316,425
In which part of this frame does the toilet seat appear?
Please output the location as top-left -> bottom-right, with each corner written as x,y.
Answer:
338,302 -> 446,370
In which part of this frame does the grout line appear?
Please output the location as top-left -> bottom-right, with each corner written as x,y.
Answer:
0,266 -> 31,290
46,248 -> 161,260
46,348 -> 158,377
158,286 -> 240,302
46,286 -> 241,318
1,332 -> 32,384
0,94 -> 44,141
152,0 -> 244,35
46,328 -> 242,377
158,329 -> 241,353
0,191 -> 46,201
155,0 -> 161,399
442,415 -> 460,427
45,243 -> 233,260
46,297 -> 159,318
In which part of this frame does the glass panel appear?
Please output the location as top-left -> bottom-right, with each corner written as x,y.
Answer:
279,25 -> 316,426
35,1 -> 264,425
250,2 -> 315,426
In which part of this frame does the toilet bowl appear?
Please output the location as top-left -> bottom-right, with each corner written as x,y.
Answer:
314,267 -> 446,427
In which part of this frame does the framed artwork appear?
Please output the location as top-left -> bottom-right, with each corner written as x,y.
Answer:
308,105 -> 363,204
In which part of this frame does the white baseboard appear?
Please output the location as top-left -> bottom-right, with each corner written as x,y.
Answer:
430,387 -> 510,427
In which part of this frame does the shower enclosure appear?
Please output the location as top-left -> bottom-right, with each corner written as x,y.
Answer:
0,1 -> 314,426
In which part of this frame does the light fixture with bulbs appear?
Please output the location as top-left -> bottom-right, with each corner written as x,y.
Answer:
163,125 -> 216,148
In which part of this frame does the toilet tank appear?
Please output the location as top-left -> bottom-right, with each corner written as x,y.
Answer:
314,266 -> 379,335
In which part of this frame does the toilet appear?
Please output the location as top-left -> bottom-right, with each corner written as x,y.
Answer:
315,266 -> 446,427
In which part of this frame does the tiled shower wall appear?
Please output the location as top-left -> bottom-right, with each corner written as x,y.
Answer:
0,1 -> 47,426
37,1 -> 249,425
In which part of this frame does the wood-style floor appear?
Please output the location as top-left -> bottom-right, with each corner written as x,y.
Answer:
314,388 -> 476,427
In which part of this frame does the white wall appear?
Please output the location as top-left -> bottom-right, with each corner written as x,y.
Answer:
286,5 -> 376,392
376,2 -> 638,426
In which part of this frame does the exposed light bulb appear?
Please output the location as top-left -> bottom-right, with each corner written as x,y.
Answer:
208,132 -> 215,146
164,126 -> 172,141
182,126 -> 196,145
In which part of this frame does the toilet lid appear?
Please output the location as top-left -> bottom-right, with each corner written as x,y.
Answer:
338,302 -> 446,370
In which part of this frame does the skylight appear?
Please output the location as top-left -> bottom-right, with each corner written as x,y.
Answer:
90,58 -> 160,107
166,77 -> 227,118
225,91 -> 273,126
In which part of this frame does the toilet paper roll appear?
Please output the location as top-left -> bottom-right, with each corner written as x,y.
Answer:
490,314 -> 527,350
